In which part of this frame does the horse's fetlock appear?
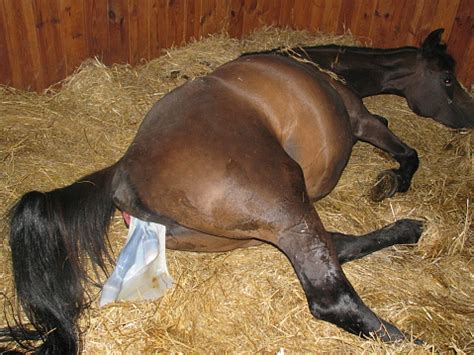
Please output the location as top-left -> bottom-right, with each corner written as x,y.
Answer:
309,301 -> 342,323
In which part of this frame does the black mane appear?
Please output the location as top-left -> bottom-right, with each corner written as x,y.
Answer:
241,43 -> 456,70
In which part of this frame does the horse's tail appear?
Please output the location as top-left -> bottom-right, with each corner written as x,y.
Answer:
2,165 -> 118,354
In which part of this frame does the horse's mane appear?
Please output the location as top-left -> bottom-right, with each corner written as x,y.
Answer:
241,43 -> 456,71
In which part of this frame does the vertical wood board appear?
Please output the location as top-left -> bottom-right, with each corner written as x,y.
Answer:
0,0 -> 472,90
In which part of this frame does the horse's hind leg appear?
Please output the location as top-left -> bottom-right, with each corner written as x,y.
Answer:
331,219 -> 423,264
164,219 -> 423,260
275,205 -> 411,342
226,167 -> 413,341
353,113 -> 419,201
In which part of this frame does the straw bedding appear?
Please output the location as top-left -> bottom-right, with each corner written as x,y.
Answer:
0,28 -> 472,353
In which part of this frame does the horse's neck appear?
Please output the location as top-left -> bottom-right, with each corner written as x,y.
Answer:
303,45 -> 418,97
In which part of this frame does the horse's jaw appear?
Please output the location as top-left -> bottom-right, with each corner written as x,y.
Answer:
437,83 -> 474,129
451,85 -> 474,128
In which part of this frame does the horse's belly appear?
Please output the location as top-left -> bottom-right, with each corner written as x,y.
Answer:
279,108 -> 354,201
304,151 -> 351,200
304,140 -> 352,200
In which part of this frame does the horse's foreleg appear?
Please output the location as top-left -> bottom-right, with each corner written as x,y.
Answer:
330,219 -> 423,264
276,208 -> 416,343
353,114 -> 419,201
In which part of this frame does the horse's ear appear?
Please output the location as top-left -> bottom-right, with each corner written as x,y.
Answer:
422,29 -> 446,56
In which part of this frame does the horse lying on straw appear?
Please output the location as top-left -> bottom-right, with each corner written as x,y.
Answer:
3,51 -> 447,353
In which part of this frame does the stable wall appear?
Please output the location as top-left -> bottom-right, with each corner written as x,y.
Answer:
0,0 -> 473,91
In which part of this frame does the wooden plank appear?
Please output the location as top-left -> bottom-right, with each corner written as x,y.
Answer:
200,0 -> 229,38
427,0 -> 460,42
200,0 -> 211,38
128,0 -> 150,65
369,0 -> 404,47
446,0 -> 473,86
393,0 -> 419,46
84,0 -> 109,60
218,1 -> 233,35
404,0 -> 460,47
308,0 -> 325,32
1,0 -> 36,89
414,0 -> 441,45
337,0 -> 356,34
292,1 -> 312,30
149,0 -> 168,57
404,0 -> 459,47
20,1 -> 46,90
106,0 -> 129,64
349,0 -> 378,44
32,0 -> 66,88
320,0 -> 343,34
59,0 -> 89,73
0,1 -> 11,86
456,37 -> 473,88
167,0 -> 186,47
405,0 -> 425,45
228,0 -> 245,38
391,0 -> 411,46
241,0 -> 281,34
241,0 -> 257,36
369,0 -> 389,46
183,0 -> 198,41
257,0 -> 281,27
278,0 -> 295,27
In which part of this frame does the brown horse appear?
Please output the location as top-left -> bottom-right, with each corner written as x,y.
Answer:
2,55 -> 423,354
245,28 -> 474,128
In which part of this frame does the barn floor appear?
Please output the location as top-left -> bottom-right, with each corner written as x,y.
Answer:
0,28 -> 472,353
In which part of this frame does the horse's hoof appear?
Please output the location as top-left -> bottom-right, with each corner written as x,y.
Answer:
395,219 -> 424,244
369,170 -> 399,202
413,337 -> 425,346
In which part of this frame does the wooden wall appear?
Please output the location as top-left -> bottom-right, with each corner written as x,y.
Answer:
0,0 -> 473,91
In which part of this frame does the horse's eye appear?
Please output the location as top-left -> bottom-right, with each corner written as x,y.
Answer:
444,77 -> 453,85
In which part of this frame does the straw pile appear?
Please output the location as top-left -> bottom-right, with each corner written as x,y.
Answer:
0,27 -> 472,353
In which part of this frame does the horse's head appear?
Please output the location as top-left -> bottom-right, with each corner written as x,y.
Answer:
404,29 -> 474,128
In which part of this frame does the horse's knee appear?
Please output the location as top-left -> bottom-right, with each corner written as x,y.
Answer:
399,147 -> 419,172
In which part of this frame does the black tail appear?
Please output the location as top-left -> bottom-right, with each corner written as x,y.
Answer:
2,165 -> 117,354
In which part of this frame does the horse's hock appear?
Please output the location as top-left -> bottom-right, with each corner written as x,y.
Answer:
0,5 -> 473,354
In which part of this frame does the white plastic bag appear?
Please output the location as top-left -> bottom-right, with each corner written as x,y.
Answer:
99,216 -> 173,306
